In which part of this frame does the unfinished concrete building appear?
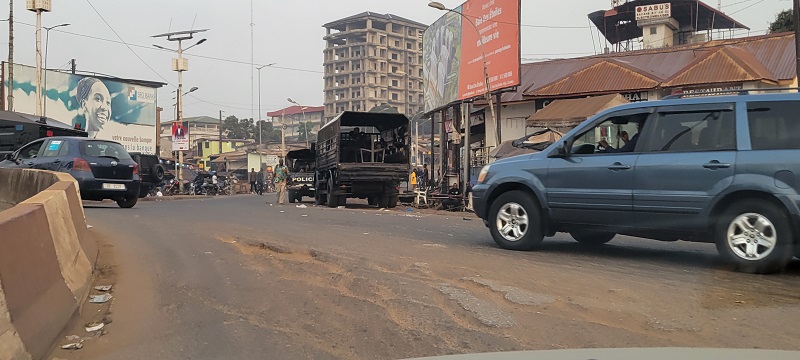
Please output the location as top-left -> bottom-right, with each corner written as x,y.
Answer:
323,12 -> 427,122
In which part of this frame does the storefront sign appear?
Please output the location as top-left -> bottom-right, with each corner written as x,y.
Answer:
676,84 -> 744,98
635,3 -> 671,21
623,91 -> 649,102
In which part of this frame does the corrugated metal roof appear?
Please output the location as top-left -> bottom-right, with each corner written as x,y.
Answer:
527,94 -> 629,127
266,105 -> 325,117
527,60 -> 661,97
663,46 -> 776,87
500,33 -> 795,103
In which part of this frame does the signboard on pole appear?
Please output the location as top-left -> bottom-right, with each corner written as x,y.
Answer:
635,3 -> 671,21
171,121 -> 189,151
423,0 -> 521,112
3,63 -> 162,154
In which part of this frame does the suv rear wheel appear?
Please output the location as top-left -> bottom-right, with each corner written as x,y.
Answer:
488,190 -> 543,250
570,231 -> 615,246
714,200 -> 794,274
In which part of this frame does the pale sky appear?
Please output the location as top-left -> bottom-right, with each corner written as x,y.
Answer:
0,0 -> 788,120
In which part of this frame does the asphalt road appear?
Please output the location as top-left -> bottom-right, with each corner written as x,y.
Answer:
65,194 -> 800,360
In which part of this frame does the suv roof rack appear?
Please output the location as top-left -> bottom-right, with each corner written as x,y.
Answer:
662,87 -> 800,100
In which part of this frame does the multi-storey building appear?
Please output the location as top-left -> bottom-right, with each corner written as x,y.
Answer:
323,12 -> 427,122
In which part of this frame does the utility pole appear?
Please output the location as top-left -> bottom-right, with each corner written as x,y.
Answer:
219,110 -> 223,154
70,58 -> 75,74
795,0 -> 800,85
27,0 -> 51,117
7,0 -> 14,111
153,29 -> 208,193
281,109 -> 286,157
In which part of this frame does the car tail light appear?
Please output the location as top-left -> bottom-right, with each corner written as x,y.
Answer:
73,158 -> 91,172
133,163 -> 139,175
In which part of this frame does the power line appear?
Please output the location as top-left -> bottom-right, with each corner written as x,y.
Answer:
729,0 -> 766,14
84,0 -> 172,85
11,20 -> 323,74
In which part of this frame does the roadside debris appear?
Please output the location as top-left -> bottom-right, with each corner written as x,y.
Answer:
89,294 -> 112,304
85,322 -> 105,332
86,224 -> 93,229
93,285 -> 113,292
279,211 -> 285,213
337,206 -> 345,209
463,218 -> 473,221
65,335 -> 82,342
296,204 -> 308,208
301,214 -> 308,217
406,208 -> 414,212
61,341 -> 84,350
378,208 -> 385,211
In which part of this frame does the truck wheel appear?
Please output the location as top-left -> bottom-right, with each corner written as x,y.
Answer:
377,196 -> 390,208
387,195 -> 398,208
315,193 -> 326,205
288,190 -> 296,203
368,196 -> 377,206
326,178 -> 339,208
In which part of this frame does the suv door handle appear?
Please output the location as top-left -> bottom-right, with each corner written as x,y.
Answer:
703,161 -> 731,169
607,162 -> 631,171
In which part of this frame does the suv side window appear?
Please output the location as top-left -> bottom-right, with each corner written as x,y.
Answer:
16,140 -> 44,160
747,101 -> 800,150
641,104 -> 736,152
570,111 -> 651,155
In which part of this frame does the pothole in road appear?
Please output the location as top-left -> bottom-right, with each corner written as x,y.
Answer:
438,283 -> 516,328
463,277 -> 556,306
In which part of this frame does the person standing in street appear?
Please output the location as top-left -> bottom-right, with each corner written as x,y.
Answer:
421,164 -> 429,190
274,159 -> 289,205
410,168 -> 418,190
249,168 -> 257,194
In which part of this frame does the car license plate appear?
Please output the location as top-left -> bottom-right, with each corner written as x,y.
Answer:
102,183 -> 125,190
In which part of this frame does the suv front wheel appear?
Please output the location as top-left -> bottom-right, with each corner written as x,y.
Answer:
489,190 -> 544,251
714,200 -> 794,274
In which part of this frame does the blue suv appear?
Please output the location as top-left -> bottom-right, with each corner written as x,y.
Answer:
472,92 -> 800,274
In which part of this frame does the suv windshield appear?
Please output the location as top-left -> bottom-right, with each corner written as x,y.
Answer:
80,141 -> 132,160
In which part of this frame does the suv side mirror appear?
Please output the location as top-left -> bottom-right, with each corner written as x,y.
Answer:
3,153 -> 12,161
549,143 -> 569,158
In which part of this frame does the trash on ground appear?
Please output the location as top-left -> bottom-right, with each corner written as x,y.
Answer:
384,209 -> 391,212
85,322 -> 105,332
378,208 -> 385,211
337,206 -> 345,209
89,294 -> 112,303
279,210 -> 285,213
296,204 -> 308,208
462,218 -> 473,221
301,214 -> 308,217
269,203 -> 273,206
406,208 -> 414,212
363,233 -> 369,235
93,285 -> 112,291
65,335 -> 82,342
61,341 -> 84,350
86,224 -> 93,229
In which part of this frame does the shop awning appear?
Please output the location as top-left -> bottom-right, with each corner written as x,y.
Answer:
526,94 -> 629,128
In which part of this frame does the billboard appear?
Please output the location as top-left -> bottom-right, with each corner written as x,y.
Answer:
423,0 -> 521,112
3,63 -> 160,154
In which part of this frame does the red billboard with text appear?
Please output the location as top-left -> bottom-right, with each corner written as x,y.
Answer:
424,0 -> 521,112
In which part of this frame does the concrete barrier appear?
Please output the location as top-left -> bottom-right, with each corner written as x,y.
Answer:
0,168 -> 95,360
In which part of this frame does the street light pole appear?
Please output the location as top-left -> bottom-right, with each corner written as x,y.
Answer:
256,63 -> 275,170
153,29 -> 208,193
42,23 -> 69,119
34,9 -> 43,116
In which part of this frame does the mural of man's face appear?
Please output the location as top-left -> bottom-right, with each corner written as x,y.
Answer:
83,81 -> 112,131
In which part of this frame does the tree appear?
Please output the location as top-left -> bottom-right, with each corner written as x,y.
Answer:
297,121 -> 316,142
222,116 -> 256,140
369,104 -> 399,113
255,120 -> 281,143
770,9 -> 793,33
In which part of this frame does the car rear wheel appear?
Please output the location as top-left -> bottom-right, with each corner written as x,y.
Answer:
288,190 -> 297,203
151,164 -> 165,183
570,231 -> 616,246
715,200 -> 794,274
488,190 -> 543,251
116,196 -> 138,209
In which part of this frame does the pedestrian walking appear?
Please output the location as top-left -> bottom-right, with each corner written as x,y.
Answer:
274,159 -> 289,205
249,168 -> 257,194
256,167 -> 265,195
